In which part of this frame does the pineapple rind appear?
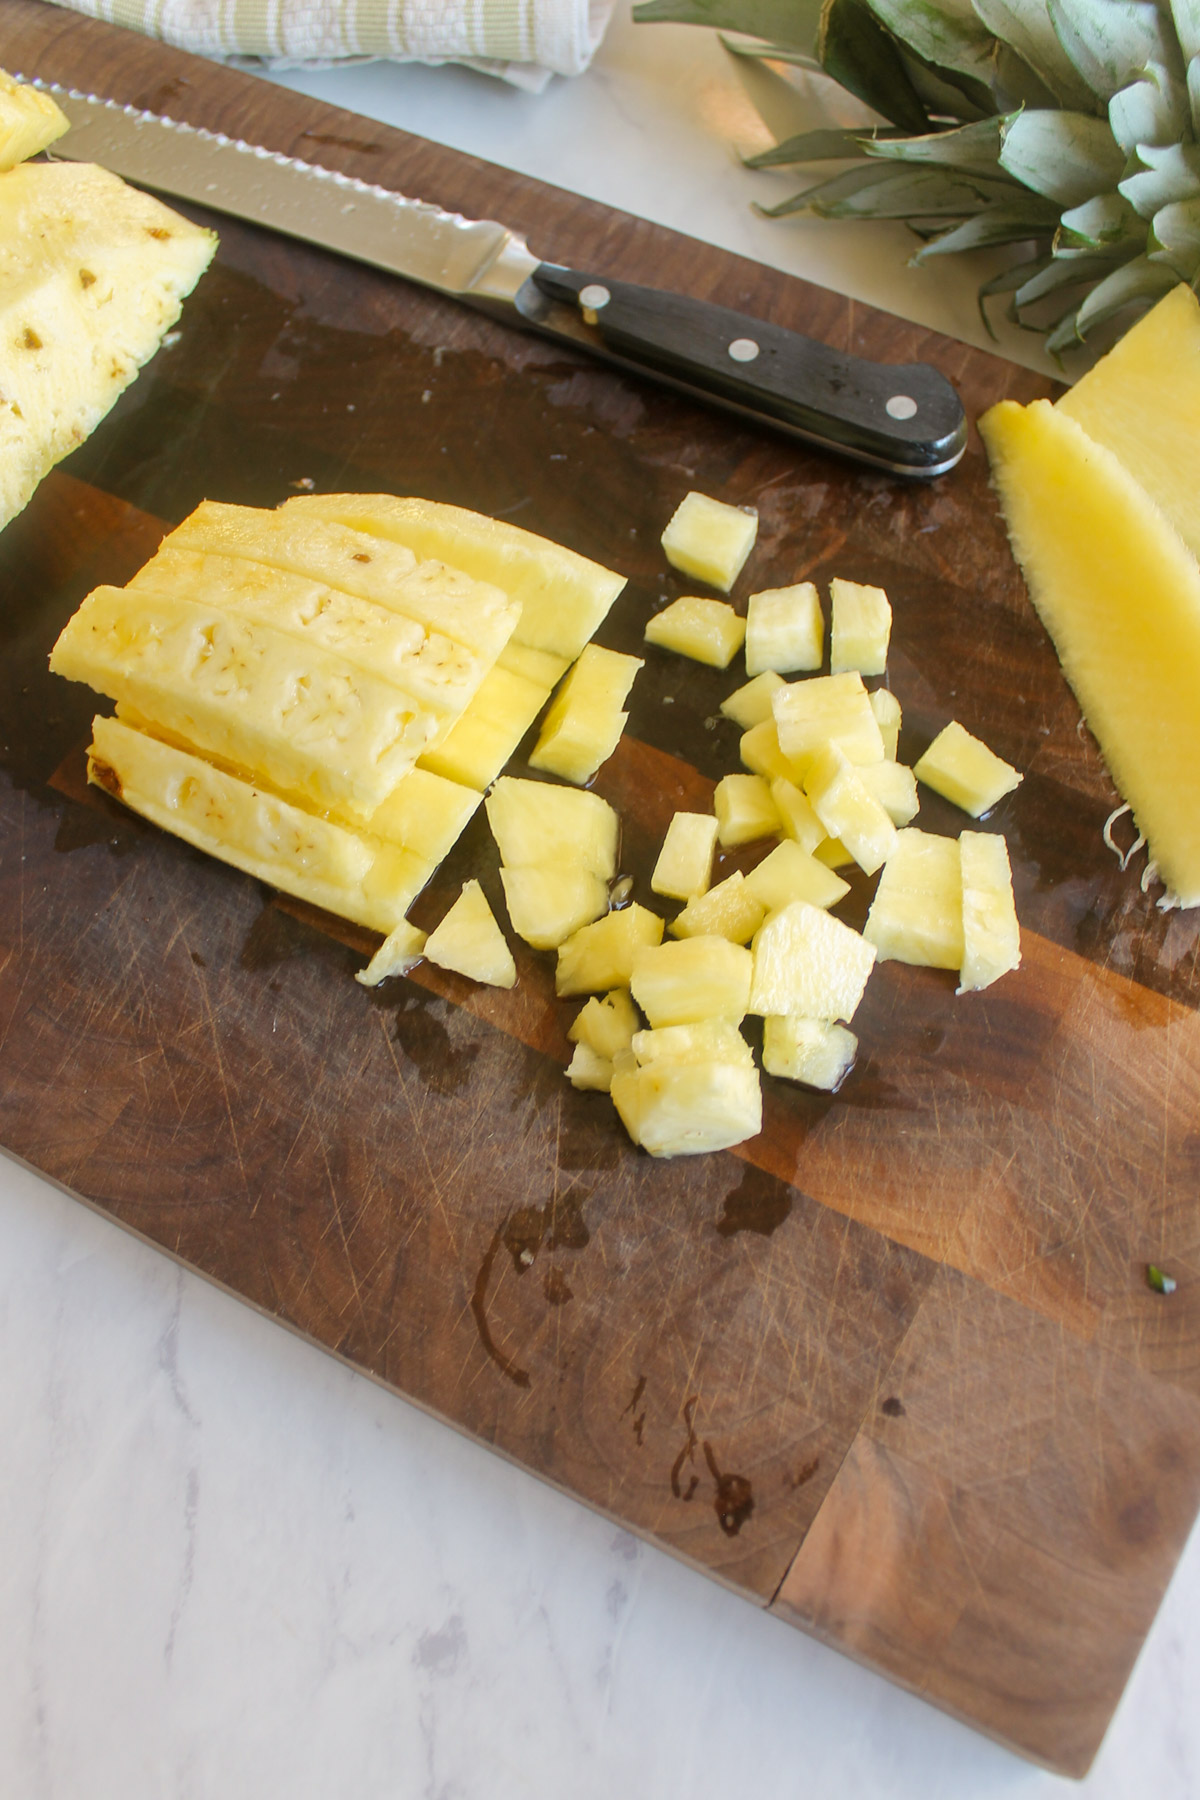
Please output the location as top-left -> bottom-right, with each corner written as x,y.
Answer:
424,880 -> 516,987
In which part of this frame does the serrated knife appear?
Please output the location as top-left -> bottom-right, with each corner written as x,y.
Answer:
28,79 -> 967,478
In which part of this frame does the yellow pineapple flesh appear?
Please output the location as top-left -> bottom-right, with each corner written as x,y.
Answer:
0,70 -> 68,169
958,830 -> 1021,994
610,1021 -> 761,1157
745,582 -> 823,676
721,670 -> 785,729
569,989 -> 639,1060
651,811 -> 719,901
714,772 -> 781,847
629,935 -> 753,1026
500,865 -> 608,950
424,881 -> 516,987
485,777 -> 618,878
555,903 -> 664,996
773,671 -> 885,774
643,595 -> 746,668
803,743 -> 897,875
830,578 -> 891,675
869,688 -> 902,759
743,839 -> 849,912
913,720 -> 1022,819
528,642 -> 643,783
670,871 -> 765,944
863,827 -> 963,968
762,1015 -> 857,1090
355,920 -> 427,987
749,900 -> 876,1023
660,491 -> 758,592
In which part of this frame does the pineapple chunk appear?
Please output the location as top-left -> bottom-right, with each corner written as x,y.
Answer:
364,768 -> 482,863
0,163 -> 216,536
863,827 -> 962,968
418,663 -> 550,790
661,491 -> 758,592
745,583 -> 823,676
813,837 -> 855,869
748,900 -> 876,1023
51,586 -> 435,820
1056,285 -> 1200,562
652,811 -> 719,901
714,772 -> 781,847
281,492 -> 626,663
566,1042 -> 614,1092
773,671 -> 885,773
670,870 -> 765,945
528,642 -> 642,783
721,669 -> 785,729
856,759 -> 920,826
958,830 -> 1021,993
743,839 -> 850,912
569,989 -> 639,1060
830,579 -> 892,676
803,743 -> 898,876
556,903 -> 664,996
87,715 -> 422,935
423,880 -> 516,987
913,721 -> 1023,818
739,719 -> 798,784
644,595 -> 746,668
630,935 -> 753,1026
610,1021 -> 761,1157
869,688 -> 902,760
500,865 -> 608,950
356,920 -> 427,987
485,776 -> 618,877
762,1016 -> 857,1090
0,70 -> 68,169
769,777 -> 826,855
980,396 -> 1200,902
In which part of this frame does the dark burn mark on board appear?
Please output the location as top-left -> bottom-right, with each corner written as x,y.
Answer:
541,1266 -> 574,1306
881,1395 -> 906,1418
703,1440 -> 755,1538
470,1192 -> 591,1388
622,1373 -> 648,1447
715,1164 -> 793,1239
671,1395 -> 701,1502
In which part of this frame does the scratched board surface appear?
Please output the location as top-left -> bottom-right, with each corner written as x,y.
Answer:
3,3 -> 1200,1776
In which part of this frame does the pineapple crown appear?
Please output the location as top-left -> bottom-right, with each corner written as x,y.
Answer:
632,0 -> 1200,355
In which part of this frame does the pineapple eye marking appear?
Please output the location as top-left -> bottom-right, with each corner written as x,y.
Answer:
146,227 -> 172,241
886,394 -> 918,421
352,552 -> 372,563
728,338 -> 760,363
21,327 -> 42,350
79,269 -> 96,289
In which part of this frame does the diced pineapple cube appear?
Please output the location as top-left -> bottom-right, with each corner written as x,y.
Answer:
568,989 -> 640,1060
485,777 -> 618,878
423,880 -> 516,987
743,839 -> 850,912
803,743 -> 897,876
739,720 -> 798,783
830,579 -> 892,675
863,827 -> 963,968
748,900 -> 876,1022
661,491 -> 758,592
556,903 -> 664,995
762,1016 -> 857,1090
528,643 -> 642,783
913,721 -> 1023,818
869,688 -> 902,759
652,811 -> 719,901
355,920 -> 427,987
418,663 -> 549,790
773,671 -> 885,773
670,871 -> 765,945
745,583 -> 823,676
500,866 -> 608,950
769,778 -> 827,855
566,1043 -> 614,1092
0,70 -> 68,169
721,670 -> 785,730
610,1021 -> 761,1157
958,830 -> 1021,993
630,935 -> 753,1026
714,773 -> 781,847
644,596 -> 746,668
856,759 -> 919,826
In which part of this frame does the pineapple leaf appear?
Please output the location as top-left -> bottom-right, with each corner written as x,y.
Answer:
1047,0 -> 1177,105
971,0 -> 1100,111
998,108 -> 1127,201
720,36 -> 824,69
909,192 -> 1060,254
746,125 -> 909,165
866,0 -> 999,89
1108,64 -> 1192,156
1119,140 -> 1200,217
993,41 -> 1065,108
1056,187 -> 1147,246
1014,245 -> 1136,305
1191,54 -> 1200,135
1149,195 -> 1200,275
1175,0 -> 1200,62
1047,251 -> 1179,347
818,0 -> 933,130
861,114 -> 1009,170
897,47 -> 997,117
631,0 -> 822,49
975,250 -> 1052,334
760,162 -> 1020,216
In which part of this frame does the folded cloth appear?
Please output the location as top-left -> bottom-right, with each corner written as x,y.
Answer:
47,0 -> 615,90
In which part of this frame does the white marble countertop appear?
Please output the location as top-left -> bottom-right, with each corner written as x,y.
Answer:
4,13 -> 1199,1797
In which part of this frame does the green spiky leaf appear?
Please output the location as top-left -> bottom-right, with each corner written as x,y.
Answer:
746,125 -> 908,165
1108,64 -> 1192,155
998,108 -> 1127,202
863,115 -> 1009,169
909,192 -> 1061,253
631,0 -> 822,45
971,0 -> 1100,110
818,0 -> 933,130
1047,0 -> 1174,104
760,162 -> 1019,217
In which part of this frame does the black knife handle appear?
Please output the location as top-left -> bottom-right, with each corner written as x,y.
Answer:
519,263 -> 966,478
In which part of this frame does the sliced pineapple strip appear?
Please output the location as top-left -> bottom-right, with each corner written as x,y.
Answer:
739,719 -> 798,784
418,663 -> 549,789
769,777 -> 826,855
661,491 -> 758,592
0,70 -> 68,169
856,759 -> 919,825
958,830 -> 1021,993
362,768 -> 482,864
611,1020 -> 761,1157
670,871 -> 765,945
630,936 -> 753,1027
485,777 -> 618,879
651,811 -> 719,901
556,903 -> 664,996
714,772 -> 781,847
913,720 -> 1022,819
745,583 -> 823,676
773,671 -> 885,774
748,900 -> 876,1023
743,839 -> 850,912
762,1016 -> 857,1090
424,881 -> 516,987
528,642 -> 643,783
644,595 -> 746,668
721,670 -> 785,730
863,828 -> 963,969
830,579 -> 891,676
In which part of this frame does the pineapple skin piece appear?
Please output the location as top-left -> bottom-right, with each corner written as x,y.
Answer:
864,827 -> 963,969
748,900 -> 876,1023
830,579 -> 892,676
745,583 -> 823,677
424,880 -> 516,988
660,491 -> 758,592
0,70 -> 68,169
958,830 -> 1021,993
762,1016 -> 857,1090
528,642 -> 643,783
913,720 -> 1022,819
610,1021 -> 761,1157
643,595 -> 746,668
629,935 -> 753,1027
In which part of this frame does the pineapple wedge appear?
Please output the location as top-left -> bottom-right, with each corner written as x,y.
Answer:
362,768 -> 482,864
0,70 -> 68,169
958,830 -> 1021,993
743,839 -> 850,912
830,579 -> 891,676
418,662 -> 549,789
424,881 -> 516,987
714,772 -> 781,847
748,900 -> 876,1023
485,777 -> 618,878
566,1042 -> 616,1092
630,936 -> 753,1026
913,721 -> 1022,818
863,827 -> 963,968
556,903 -> 664,996
661,491 -> 757,592
773,671 -> 885,774
651,811 -> 719,901
500,866 -> 608,950
0,162 -> 216,535
528,642 -> 643,783
721,670 -> 785,729
610,1021 -> 761,1157
644,595 -> 746,668
855,759 -> 920,826
670,870 -> 765,945
745,583 -> 823,676
739,719 -> 799,784
762,1016 -> 857,1090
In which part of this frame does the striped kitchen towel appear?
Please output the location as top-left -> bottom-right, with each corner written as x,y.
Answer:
47,0 -> 616,89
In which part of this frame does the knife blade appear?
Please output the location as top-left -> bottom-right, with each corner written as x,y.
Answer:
26,79 -> 967,479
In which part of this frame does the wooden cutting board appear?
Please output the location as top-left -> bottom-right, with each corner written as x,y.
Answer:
3,2 -> 1198,1774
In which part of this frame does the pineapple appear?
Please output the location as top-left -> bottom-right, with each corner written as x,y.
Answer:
714,772 -> 782,847
803,743 -> 898,875
356,920 -> 427,987
363,768 -> 482,864
424,881 -> 516,987
556,903 -> 664,996
661,491 -> 758,591
762,1016 -> 858,1091
566,1042 -> 617,1092
913,721 -> 1023,818
500,866 -> 608,950
864,828 -> 963,969
643,595 -> 746,667
739,719 -> 798,784
749,900 -> 876,1022
528,642 -> 643,783
651,811 -> 719,901
856,759 -> 920,825
830,580 -> 892,677
773,671 -> 885,773
959,831 -> 1021,993
743,838 -> 850,912
418,663 -> 550,790
670,870 -> 765,944
981,399 -> 1200,905
744,583 -> 823,676
0,162 -> 216,535
721,669 -> 786,729
813,837 -> 855,869
629,935 -> 753,1026
868,688 -> 902,760
485,777 -> 618,878
0,70 -> 68,169
769,777 -> 826,855
569,988 -> 640,1059
610,1021 -> 761,1157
